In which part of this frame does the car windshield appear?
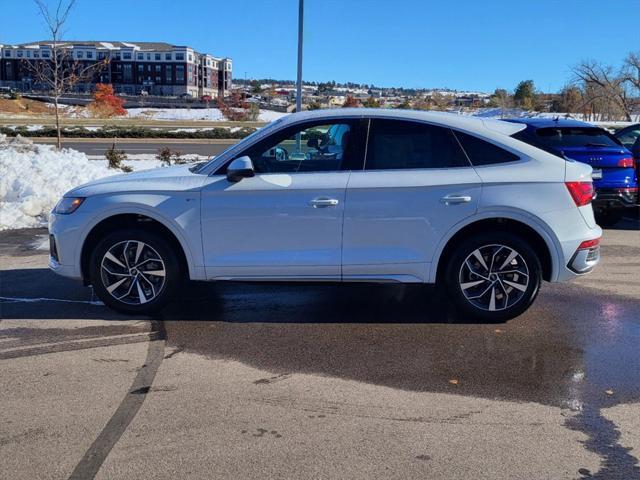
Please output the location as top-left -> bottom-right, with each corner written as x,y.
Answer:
534,127 -> 620,148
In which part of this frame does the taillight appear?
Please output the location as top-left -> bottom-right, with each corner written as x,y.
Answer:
565,181 -> 595,206
617,157 -> 635,168
577,237 -> 600,250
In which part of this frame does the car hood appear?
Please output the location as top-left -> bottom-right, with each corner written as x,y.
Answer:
66,164 -> 208,197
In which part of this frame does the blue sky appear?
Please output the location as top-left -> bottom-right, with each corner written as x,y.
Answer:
1,0 -> 638,92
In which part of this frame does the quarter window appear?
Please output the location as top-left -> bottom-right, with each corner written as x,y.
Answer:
365,120 -> 469,170
454,130 -> 520,165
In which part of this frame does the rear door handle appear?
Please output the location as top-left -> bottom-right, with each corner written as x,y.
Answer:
309,197 -> 339,208
440,194 -> 472,205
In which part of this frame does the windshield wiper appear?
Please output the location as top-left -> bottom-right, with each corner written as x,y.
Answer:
585,142 -> 611,147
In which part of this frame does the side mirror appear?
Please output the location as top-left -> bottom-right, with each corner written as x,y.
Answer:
227,156 -> 255,182
307,137 -> 319,149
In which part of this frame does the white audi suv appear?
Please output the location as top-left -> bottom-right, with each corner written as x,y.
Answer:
49,109 -> 601,321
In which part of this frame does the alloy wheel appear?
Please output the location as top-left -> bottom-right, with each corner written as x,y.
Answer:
458,244 -> 529,312
100,240 -> 166,305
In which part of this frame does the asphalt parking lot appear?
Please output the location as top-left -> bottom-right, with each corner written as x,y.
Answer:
1,219 -> 639,480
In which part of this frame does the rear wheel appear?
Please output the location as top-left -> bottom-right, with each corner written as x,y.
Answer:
89,229 -> 182,314
444,232 -> 542,322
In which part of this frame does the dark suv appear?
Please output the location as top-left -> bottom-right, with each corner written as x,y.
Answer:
507,118 -> 638,225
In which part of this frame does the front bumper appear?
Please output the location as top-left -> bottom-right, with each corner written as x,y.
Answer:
48,211 -> 84,280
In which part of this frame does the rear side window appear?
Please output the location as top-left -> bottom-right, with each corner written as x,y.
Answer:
454,131 -> 520,166
365,120 -> 470,170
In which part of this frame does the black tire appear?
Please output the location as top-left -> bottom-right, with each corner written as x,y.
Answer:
444,232 -> 542,322
595,209 -> 623,227
89,228 -> 182,314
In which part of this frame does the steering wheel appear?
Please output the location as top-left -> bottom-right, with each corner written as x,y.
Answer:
274,146 -> 289,161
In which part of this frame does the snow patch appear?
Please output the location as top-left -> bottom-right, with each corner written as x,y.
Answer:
126,107 -> 287,123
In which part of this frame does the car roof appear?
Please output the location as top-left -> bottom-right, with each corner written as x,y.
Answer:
503,117 -> 595,129
280,108 -> 527,137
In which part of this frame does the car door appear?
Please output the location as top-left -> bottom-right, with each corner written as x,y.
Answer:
342,119 -> 482,282
200,118 -> 365,280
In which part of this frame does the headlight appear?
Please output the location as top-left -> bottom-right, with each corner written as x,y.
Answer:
54,197 -> 85,214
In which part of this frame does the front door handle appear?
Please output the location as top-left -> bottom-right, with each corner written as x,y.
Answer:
440,194 -> 472,205
309,197 -> 339,208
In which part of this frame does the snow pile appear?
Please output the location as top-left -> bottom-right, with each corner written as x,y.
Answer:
0,135 -> 115,230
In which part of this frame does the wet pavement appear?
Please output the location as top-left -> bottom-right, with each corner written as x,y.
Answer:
1,222 -> 639,479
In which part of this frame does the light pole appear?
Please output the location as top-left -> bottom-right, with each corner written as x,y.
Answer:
296,0 -> 304,114
295,0 -> 304,152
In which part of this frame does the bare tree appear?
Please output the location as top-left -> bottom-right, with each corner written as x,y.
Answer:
24,0 -> 107,148
572,60 -> 633,121
622,52 -> 640,118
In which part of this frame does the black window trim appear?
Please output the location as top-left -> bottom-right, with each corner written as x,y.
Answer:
213,117 -> 368,175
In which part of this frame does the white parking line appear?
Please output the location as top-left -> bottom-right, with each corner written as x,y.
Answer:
0,296 -> 103,305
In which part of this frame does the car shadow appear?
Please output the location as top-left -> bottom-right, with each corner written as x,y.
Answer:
0,267 -> 476,325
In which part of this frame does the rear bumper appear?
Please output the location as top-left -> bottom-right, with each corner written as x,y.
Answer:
593,187 -> 638,210
568,244 -> 600,274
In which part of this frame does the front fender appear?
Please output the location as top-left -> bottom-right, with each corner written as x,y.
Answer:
75,193 -> 204,281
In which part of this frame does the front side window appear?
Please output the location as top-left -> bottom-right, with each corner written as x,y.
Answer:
455,130 -> 520,165
365,120 -> 469,170
232,121 -> 361,174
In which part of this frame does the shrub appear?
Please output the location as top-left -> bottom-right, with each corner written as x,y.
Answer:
156,147 -> 188,166
88,84 -> 126,118
105,143 -> 132,172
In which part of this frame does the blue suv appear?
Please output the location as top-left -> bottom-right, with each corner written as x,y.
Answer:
506,118 -> 638,225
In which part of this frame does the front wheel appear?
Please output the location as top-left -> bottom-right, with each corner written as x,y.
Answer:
444,233 -> 542,322
89,229 -> 182,314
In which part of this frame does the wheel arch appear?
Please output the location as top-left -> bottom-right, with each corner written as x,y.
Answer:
79,210 -> 196,284
430,212 -> 561,283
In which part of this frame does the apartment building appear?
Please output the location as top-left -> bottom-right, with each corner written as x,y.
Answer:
0,41 -> 232,98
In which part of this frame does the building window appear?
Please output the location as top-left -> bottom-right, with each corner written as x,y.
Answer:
17,51 -> 23,58
155,76 -> 161,83
165,53 -> 171,60
155,65 -> 161,72
175,53 -> 184,61
26,50 -> 31,58
165,65 -> 172,83
137,53 -> 143,60
154,53 -> 160,61
123,64 -> 132,82
77,51 -> 83,59
42,51 -> 50,58
86,51 -> 93,59
146,53 -> 151,60
34,52 -> 39,58
4,50 -> 11,57
115,52 -> 121,60
176,65 -> 185,82
137,64 -> 144,72
188,54 -> 193,62
98,52 -> 106,60
123,52 -> 131,60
